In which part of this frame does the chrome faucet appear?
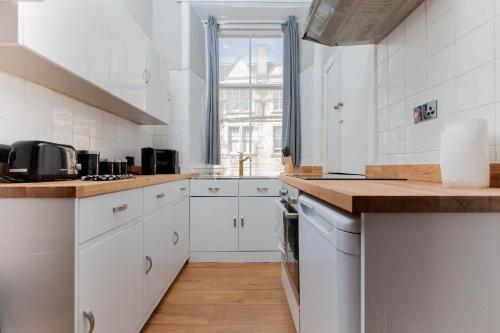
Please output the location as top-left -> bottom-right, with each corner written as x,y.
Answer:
238,152 -> 251,177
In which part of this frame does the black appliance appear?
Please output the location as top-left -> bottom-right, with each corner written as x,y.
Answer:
0,144 -> 10,176
99,159 -> 114,175
113,159 -> 122,175
8,141 -> 79,181
77,150 -> 99,177
156,149 -> 180,174
141,147 -> 156,175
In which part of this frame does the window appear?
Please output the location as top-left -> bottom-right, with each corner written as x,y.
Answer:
219,34 -> 283,176
228,127 -> 240,153
273,126 -> 282,154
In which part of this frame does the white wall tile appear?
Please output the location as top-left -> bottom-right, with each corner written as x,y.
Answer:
456,62 -> 495,111
426,44 -> 455,88
455,0 -> 495,38
0,71 -> 26,122
427,11 -> 455,56
389,49 -> 404,80
404,3 -> 427,69
427,79 -> 456,115
53,94 -> 73,131
388,74 -> 405,105
388,101 -> 406,129
406,151 -> 429,163
26,82 -> 53,129
388,24 -> 405,56
377,38 -> 388,64
427,0 -> 454,25
377,108 -> 388,132
406,62 -> 427,97
455,21 -> 494,75
378,83 -> 388,110
72,100 -> 90,136
377,60 -> 388,86
456,104 -> 496,144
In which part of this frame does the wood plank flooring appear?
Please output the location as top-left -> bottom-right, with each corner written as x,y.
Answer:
141,262 -> 296,333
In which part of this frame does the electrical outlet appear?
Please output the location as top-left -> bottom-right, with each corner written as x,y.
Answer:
414,100 -> 438,124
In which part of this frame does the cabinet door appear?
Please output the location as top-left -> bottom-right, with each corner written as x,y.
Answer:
239,197 -> 279,251
172,197 -> 190,269
190,197 -> 238,251
339,45 -> 375,174
79,222 -> 143,333
325,53 -> 342,173
143,205 -> 176,314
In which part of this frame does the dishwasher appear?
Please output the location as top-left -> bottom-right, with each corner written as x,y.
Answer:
298,194 -> 361,333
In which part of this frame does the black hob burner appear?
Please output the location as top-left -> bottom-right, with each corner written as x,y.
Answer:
81,174 -> 135,181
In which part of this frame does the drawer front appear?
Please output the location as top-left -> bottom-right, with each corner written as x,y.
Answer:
239,179 -> 281,197
190,179 -> 238,197
79,188 -> 143,243
144,183 -> 174,214
171,179 -> 190,198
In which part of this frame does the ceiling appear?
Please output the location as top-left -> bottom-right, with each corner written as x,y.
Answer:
189,0 -> 312,24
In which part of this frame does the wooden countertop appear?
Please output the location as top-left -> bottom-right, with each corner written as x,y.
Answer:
0,174 -> 195,199
280,175 -> 500,213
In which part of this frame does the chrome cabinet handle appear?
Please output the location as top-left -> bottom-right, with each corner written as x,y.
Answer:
257,187 -> 269,192
240,217 -> 245,228
143,68 -> 151,84
156,193 -> 165,199
145,255 -> 153,274
233,217 -> 237,228
112,203 -> 128,213
83,310 -> 95,333
180,187 -> 187,191
172,231 -> 179,245
279,189 -> 288,196
208,187 -> 220,192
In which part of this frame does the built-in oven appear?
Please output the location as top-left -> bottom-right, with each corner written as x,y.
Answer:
275,183 -> 300,332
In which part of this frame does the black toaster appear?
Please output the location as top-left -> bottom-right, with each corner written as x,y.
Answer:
8,141 -> 80,181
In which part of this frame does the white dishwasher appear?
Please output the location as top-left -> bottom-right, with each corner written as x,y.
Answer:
299,194 -> 361,333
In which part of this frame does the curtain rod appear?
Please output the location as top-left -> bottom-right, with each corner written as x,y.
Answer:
201,20 -> 287,25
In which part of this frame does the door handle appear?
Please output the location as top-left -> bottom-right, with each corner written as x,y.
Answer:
257,187 -> 269,192
83,310 -> 95,333
172,231 -> 179,245
156,193 -> 165,199
233,217 -> 237,228
240,216 -> 245,228
145,255 -> 153,274
112,203 -> 128,213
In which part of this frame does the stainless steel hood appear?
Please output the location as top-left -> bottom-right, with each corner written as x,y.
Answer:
303,0 -> 424,46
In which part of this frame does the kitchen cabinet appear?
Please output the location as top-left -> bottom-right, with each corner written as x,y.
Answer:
190,196 -> 239,251
172,196 -> 190,269
0,0 -> 168,125
325,45 -> 376,174
78,221 -> 143,333
239,197 -> 278,251
143,205 -> 176,314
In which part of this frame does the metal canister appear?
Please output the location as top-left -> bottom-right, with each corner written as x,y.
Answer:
99,159 -> 113,175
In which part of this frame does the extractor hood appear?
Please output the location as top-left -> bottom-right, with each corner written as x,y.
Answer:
303,0 -> 424,46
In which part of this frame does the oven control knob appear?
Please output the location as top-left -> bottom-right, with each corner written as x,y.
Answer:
289,197 -> 298,204
279,189 -> 288,196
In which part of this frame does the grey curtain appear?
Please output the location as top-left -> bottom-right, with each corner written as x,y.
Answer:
204,16 -> 220,165
282,16 -> 301,165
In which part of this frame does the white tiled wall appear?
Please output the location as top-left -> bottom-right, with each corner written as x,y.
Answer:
376,0 -> 500,164
0,70 -> 153,164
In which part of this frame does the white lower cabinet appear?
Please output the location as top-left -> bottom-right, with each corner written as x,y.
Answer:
143,205 -> 176,314
78,221 -> 143,333
78,179 -> 190,333
190,197 -> 239,251
239,197 -> 278,251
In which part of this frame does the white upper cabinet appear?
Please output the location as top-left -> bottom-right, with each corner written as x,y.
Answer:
0,0 -> 169,125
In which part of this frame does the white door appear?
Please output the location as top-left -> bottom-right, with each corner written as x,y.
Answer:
172,197 -> 190,269
190,197 -> 239,251
239,197 -> 278,251
79,222 -> 143,333
143,205 -> 176,314
325,53 -> 342,173
339,45 -> 375,174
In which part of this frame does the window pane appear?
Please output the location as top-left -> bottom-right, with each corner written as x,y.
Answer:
273,126 -> 282,153
251,87 -> 283,118
250,120 -> 283,177
220,38 -> 250,85
251,38 -> 283,85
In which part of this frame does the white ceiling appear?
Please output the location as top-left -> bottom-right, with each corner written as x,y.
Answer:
189,0 -> 311,24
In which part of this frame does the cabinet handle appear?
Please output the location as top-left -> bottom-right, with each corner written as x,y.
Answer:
145,255 -> 153,274
257,187 -> 268,192
172,231 -> 179,245
279,189 -> 288,196
240,216 -> 245,228
143,69 -> 151,84
83,310 -> 95,333
338,120 -> 344,124
180,187 -> 187,191
233,217 -> 237,228
112,203 -> 128,213
156,193 -> 165,199
208,187 -> 220,192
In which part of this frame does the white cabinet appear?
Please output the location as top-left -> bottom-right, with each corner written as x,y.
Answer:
78,221 -> 143,333
172,197 -> 190,269
239,197 -> 278,251
325,45 -> 376,174
143,205 -> 176,314
190,197 -> 239,251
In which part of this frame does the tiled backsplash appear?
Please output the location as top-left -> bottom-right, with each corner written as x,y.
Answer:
376,0 -> 500,164
0,70 -> 153,165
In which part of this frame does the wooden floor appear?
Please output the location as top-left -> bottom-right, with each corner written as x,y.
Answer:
141,262 -> 296,333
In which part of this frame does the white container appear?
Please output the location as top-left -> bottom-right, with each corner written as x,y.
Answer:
440,119 -> 490,188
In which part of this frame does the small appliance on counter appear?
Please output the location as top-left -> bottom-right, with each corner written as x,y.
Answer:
7,141 -> 80,182
77,150 -> 99,177
141,147 -> 156,175
0,144 -> 10,176
99,159 -> 114,175
156,149 -> 180,174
